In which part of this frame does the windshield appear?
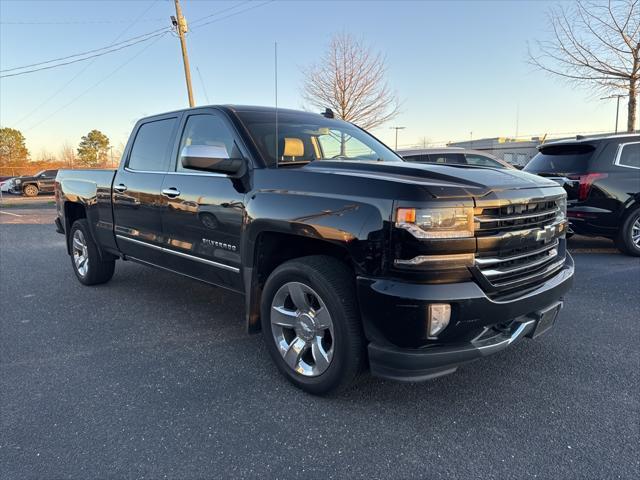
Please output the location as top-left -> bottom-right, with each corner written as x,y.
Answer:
524,144 -> 595,175
236,110 -> 403,167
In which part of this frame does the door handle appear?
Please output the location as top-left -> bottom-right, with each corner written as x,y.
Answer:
161,187 -> 181,198
114,183 -> 127,193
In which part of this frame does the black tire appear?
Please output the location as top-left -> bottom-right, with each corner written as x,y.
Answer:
69,219 -> 116,285
22,184 -> 39,197
615,208 -> 640,256
260,255 -> 365,395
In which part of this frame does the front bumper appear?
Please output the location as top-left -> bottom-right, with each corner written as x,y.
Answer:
358,254 -> 574,382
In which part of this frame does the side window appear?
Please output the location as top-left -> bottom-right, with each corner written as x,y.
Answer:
617,143 -> 640,169
128,118 -> 177,172
402,155 -> 423,162
177,114 -> 241,172
428,153 -> 466,164
466,154 -> 500,167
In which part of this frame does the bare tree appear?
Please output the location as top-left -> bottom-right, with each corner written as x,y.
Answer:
529,0 -> 639,132
301,33 -> 400,132
59,142 -> 77,168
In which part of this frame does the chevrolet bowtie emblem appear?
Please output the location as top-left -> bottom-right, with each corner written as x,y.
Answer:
536,224 -> 556,243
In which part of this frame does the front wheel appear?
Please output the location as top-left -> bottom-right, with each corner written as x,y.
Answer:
615,208 -> 640,256
22,184 -> 39,197
69,219 -> 116,285
260,256 -> 365,395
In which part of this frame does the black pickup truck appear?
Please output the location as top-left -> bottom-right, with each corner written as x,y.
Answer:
55,105 -> 574,394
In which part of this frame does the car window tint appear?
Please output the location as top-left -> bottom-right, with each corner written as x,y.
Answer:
128,118 -> 177,172
427,153 -> 466,164
618,143 -> 640,168
402,154 -> 426,162
465,154 -> 501,167
177,114 -> 241,172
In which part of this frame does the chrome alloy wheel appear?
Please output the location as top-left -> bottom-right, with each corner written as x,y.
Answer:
632,217 -> 640,248
72,229 -> 89,277
270,282 -> 334,377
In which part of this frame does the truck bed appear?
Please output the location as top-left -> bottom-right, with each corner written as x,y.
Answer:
56,169 -> 118,253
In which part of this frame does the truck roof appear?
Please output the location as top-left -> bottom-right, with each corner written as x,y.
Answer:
140,105 -> 328,121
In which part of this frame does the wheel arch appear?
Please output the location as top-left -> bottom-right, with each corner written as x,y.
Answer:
243,229 -> 356,334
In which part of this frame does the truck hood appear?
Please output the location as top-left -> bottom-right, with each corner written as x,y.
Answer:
303,160 -> 559,199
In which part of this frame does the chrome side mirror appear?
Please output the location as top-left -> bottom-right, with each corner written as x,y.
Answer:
180,144 -> 244,175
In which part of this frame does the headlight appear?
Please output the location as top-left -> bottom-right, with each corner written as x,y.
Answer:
555,195 -> 567,222
14,179 -> 21,184
396,207 -> 474,239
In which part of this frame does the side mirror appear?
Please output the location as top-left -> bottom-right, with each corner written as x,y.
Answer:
180,144 -> 244,175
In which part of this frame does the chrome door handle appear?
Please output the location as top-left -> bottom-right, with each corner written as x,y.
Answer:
114,184 -> 127,193
162,187 -> 181,198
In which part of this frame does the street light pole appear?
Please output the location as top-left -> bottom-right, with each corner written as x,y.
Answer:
390,126 -> 405,150
600,95 -> 625,134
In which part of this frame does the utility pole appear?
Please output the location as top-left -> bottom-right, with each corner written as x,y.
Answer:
390,126 -> 405,150
172,0 -> 195,107
600,94 -> 625,134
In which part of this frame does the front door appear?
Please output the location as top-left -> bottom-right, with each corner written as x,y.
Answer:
112,114 -> 180,264
159,111 -> 247,291
38,170 -> 58,193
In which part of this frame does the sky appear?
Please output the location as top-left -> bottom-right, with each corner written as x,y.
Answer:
0,0 -> 626,158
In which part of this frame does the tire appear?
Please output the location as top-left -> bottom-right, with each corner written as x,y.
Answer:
22,184 -> 39,197
615,208 -> 640,256
69,219 -> 116,285
260,255 -> 365,395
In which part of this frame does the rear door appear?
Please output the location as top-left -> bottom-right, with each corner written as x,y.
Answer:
112,114 -> 180,264
159,110 -> 248,290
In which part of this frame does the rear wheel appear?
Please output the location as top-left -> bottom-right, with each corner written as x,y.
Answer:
261,255 -> 365,395
69,219 -> 116,285
23,184 -> 39,197
615,208 -> 640,256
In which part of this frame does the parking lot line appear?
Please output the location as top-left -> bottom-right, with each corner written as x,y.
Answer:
0,210 -> 23,217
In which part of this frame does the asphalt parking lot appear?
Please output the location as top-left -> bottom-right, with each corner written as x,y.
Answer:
1,205 -> 639,479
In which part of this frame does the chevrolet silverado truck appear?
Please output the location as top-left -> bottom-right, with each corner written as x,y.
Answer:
55,106 -> 574,394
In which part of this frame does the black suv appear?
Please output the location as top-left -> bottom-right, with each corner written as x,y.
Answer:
524,134 -> 640,256
9,169 -> 59,196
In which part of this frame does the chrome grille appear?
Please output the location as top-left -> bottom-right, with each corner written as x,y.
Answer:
475,200 -> 558,236
474,199 -> 566,292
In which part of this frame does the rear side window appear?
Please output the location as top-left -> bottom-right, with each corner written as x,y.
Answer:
128,118 -> 177,172
617,142 -> 640,169
402,154 -> 427,162
524,144 -> 595,174
465,154 -> 502,168
427,153 -> 466,164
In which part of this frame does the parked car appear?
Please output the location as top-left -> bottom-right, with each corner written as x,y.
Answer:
397,147 -> 515,169
9,169 -> 59,196
524,134 -> 640,256
55,105 -> 573,394
0,177 -> 15,193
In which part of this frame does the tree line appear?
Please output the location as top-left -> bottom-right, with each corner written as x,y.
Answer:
0,127 -> 119,175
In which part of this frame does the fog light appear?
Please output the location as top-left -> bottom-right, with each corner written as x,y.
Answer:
428,304 -> 451,338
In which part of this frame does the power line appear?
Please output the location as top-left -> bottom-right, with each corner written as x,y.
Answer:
13,0 -> 162,127
189,0 -> 252,27
1,28 -> 168,74
25,33 -> 170,132
1,18 -> 166,25
190,0 -> 275,30
0,30 -> 168,78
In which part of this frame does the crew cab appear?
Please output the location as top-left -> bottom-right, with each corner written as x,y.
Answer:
55,106 -> 574,394
524,134 -> 640,256
9,169 -> 58,196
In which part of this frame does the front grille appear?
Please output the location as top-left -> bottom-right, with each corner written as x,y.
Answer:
475,200 -> 558,236
474,199 -> 566,292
